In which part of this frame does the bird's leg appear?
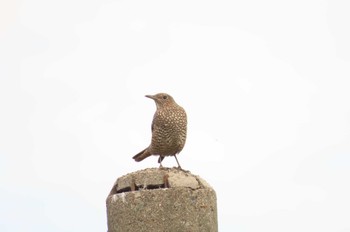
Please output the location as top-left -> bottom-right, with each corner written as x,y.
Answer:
158,156 -> 164,169
174,155 -> 182,169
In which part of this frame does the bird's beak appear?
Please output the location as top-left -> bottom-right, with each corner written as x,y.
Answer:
145,95 -> 156,100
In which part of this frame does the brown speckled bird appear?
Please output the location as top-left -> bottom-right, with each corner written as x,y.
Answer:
133,93 -> 187,168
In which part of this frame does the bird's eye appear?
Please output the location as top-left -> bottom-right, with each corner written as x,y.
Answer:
163,95 -> 168,99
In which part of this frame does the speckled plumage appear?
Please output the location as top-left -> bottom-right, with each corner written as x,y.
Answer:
133,93 -> 187,168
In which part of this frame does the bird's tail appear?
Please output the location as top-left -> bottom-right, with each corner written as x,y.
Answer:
133,148 -> 151,162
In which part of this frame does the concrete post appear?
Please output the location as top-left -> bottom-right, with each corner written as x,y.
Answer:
106,168 -> 218,232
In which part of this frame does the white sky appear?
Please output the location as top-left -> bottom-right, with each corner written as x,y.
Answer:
1,0 -> 350,231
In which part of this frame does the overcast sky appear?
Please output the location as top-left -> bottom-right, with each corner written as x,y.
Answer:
1,0 -> 350,231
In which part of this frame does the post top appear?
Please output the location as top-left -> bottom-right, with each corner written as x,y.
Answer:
108,168 -> 212,196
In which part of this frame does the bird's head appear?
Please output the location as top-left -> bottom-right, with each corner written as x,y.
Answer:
145,93 -> 176,108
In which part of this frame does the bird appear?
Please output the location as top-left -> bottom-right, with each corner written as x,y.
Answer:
133,93 -> 187,168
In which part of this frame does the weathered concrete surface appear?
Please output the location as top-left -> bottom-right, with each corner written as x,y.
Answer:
106,168 -> 217,232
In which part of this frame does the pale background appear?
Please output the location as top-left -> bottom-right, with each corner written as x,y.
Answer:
1,0 -> 350,231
